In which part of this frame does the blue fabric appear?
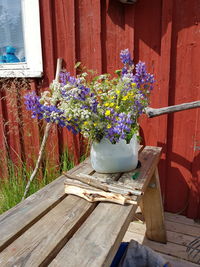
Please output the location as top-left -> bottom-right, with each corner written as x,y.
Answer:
110,242 -> 129,267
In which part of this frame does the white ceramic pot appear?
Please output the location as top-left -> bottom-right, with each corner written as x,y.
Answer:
90,135 -> 138,173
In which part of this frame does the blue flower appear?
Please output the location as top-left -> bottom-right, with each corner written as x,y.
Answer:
133,61 -> 155,89
120,49 -> 133,66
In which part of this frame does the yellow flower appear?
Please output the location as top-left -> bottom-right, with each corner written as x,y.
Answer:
84,121 -> 88,126
107,124 -> 111,129
105,110 -> 111,116
115,106 -> 119,110
94,122 -> 97,126
116,90 -> 120,95
109,103 -> 114,107
131,82 -> 137,87
128,92 -> 134,96
122,96 -> 128,101
104,103 -> 109,107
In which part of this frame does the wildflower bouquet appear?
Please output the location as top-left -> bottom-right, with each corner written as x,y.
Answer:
25,49 -> 154,145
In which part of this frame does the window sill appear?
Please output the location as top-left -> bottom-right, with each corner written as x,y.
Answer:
0,63 -> 43,78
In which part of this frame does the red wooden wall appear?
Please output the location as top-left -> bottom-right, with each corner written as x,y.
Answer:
0,0 -> 199,219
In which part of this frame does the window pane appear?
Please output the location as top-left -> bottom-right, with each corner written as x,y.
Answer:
0,0 -> 25,63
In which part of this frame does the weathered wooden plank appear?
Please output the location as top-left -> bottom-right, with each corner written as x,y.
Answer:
165,212 -> 200,228
124,4 -> 135,54
102,0 -> 127,74
143,168 -> 167,243
0,196 -> 96,267
20,83 -> 41,170
165,221 -> 200,237
0,159 -> 92,251
126,221 -> 195,246
1,86 -> 22,166
76,0 -> 102,73
135,0 -> 162,147
123,229 -> 199,266
54,0 -> 81,163
165,0 -> 200,218
158,253 -> 200,267
49,202 -> 138,267
39,0 -> 60,168
123,230 -> 191,261
166,231 -> 195,247
157,0 -> 173,197
119,146 -> 162,192
0,94 -> 8,178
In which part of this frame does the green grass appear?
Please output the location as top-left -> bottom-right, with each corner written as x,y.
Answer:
0,150 -> 76,215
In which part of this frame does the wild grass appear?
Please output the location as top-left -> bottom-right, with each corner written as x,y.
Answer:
0,150 -> 76,215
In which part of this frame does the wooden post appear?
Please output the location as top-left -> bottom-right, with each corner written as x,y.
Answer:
142,167 -> 167,243
145,100 -> 200,118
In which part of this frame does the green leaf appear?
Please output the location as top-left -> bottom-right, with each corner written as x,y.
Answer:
74,62 -> 81,69
115,69 -> 122,76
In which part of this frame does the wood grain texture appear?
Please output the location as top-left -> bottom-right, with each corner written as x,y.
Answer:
76,0 -> 102,73
165,0 -> 200,218
143,168 -> 167,243
54,0 -> 81,163
49,202 -> 138,267
0,196 -> 96,267
2,86 -> 22,166
165,212 -> 200,228
135,0 -> 162,147
125,220 -> 195,247
119,146 -> 162,192
20,83 -> 40,169
123,221 -> 199,264
165,220 -> 200,237
39,0 -> 60,168
0,94 -> 8,178
124,230 -> 189,260
157,0 -> 173,200
158,254 -> 200,267
0,159 -> 92,251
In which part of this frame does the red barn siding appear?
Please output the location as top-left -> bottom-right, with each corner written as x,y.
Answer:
0,93 -> 8,178
0,0 -> 199,219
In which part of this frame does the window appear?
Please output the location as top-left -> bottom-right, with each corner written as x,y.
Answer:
0,0 -> 43,77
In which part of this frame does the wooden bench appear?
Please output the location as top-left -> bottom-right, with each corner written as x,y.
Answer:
0,146 -> 166,267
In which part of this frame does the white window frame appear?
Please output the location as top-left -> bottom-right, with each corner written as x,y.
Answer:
0,0 -> 43,78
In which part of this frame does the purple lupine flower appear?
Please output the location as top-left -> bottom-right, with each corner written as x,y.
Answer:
60,72 -> 70,86
133,61 -> 155,89
60,71 -> 78,86
105,112 -> 133,143
24,92 -> 43,119
122,67 -> 128,75
68,76 -> 77,85
120,49 -> 133,66
91,98 -> 98,113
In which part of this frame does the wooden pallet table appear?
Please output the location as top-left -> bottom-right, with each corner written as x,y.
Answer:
0,146 -> 166,267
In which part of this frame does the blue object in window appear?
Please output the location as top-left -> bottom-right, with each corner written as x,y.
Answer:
5,46 -> 20,63
0,55 -> 6,63
21,57 -> 26,62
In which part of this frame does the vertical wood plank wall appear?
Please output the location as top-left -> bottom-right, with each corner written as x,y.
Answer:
0,0 -> 199,219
